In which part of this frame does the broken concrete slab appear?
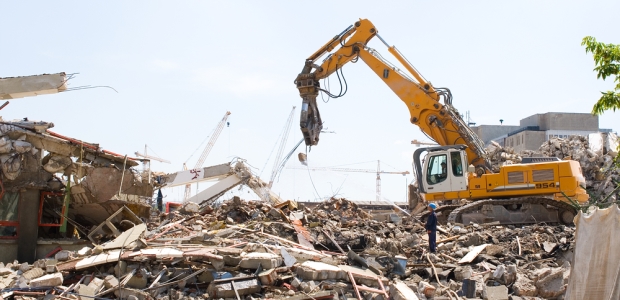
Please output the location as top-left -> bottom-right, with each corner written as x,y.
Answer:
536,267 -> 567,299
207,277 -> 261,298
113,288 -> 150,300
296,261 -> 345,281
483,285 -> 508,300
390,281 -> 419,300
78,283 -> 96,298
75,250 -> 121,270
21,267 -> 45,280
513,274 -> 537,297
0,73 -> 68,100
102,224 -> 147,250
29,272 -> 63,288
0,268 -> 14,276
339,264 -> 387,288
238,252 -> 282,269
258,268 -> 277,285
459,244 -> 488,264
103,274 -> 119,289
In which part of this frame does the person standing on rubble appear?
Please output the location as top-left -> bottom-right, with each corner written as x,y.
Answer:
425,203 -> 438,253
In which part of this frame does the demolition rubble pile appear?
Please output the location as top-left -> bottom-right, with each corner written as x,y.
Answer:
487,132 -> 620,201
1,198 -> 577,299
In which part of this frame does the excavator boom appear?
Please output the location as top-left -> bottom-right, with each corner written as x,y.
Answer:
295,19 -> 490,172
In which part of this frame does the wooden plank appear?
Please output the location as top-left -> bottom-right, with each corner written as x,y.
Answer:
458,244 -> 488,264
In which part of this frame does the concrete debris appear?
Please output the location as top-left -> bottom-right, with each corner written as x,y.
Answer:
0,195 -> 591,299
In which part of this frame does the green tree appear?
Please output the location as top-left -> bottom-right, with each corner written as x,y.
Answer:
582,36 -> 620,115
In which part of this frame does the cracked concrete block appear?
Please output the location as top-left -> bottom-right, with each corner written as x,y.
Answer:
339,265 -> 386,288
125,273 -> 147,289
483,285 -> 508,300
291,277 -> 301,288
77,247 -> 92,256
485,245 -> 504,256
390,281 -> 419,300
282,246 -> 340,265
513,274 -> 537,297
239,252 -> 282,269
78,284 -> 96,299
223,255 -> 242,267
113,288 -> 150,300
22,267 -> 45,280
535,267 -> 567,299
18,262 -> 31,272
207,278 -> 261,298
454,266 -> 472,281
258,268 -> 277,286
114,261 -> 128,277
54,250 -> 73,261
492,265 -> 505,280
464,233 -> 484,247
30,272 -> 63,287
0,275 -> 17,289
300,280 -> 318,293
296,261 -> 345,281
103,275 -> 119,289
0,268 -> 15,276
87,277 -> 104,291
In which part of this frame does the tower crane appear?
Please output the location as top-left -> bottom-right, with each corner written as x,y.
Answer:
135,145 -> 171,164
183,111 -> 231,200
288,160 -> 409,201
268,106 -> 296,189
135,144 -> 170,183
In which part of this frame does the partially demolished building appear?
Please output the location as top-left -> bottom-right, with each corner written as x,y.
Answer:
0,73 -> 154,263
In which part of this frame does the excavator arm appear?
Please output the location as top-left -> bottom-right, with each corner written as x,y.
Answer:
295,19 -> 490,172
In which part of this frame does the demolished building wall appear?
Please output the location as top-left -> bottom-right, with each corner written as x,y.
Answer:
0,117 -> 155,263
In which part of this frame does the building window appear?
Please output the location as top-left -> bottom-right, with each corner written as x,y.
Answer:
0,192 -> 19,239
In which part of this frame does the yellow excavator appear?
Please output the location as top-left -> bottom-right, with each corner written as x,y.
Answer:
295,19 -> 588,225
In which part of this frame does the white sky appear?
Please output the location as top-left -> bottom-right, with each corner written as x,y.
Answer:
2,1 -> 619,204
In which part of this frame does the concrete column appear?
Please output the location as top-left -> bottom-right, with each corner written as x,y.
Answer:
17,189 -> 40,263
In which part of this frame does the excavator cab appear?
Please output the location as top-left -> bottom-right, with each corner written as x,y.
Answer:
414,145 -> 469,195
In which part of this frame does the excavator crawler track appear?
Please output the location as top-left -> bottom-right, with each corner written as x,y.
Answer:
419,205 -> 460,224
447,197 -> 577,226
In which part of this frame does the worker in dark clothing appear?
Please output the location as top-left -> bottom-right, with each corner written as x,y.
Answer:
425,203 -> 438,253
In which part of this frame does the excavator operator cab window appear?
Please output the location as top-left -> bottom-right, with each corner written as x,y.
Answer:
426,154 -> 448,184
451,152 -> 463,177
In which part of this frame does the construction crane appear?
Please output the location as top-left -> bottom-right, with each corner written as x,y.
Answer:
288,160 -> 409,201
135,144 -> 170,184
268,106 -> 296,189
135,145 -> 171,164
183,111 -> 231,200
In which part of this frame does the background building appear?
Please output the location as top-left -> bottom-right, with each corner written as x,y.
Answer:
471,112 -> 614,152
